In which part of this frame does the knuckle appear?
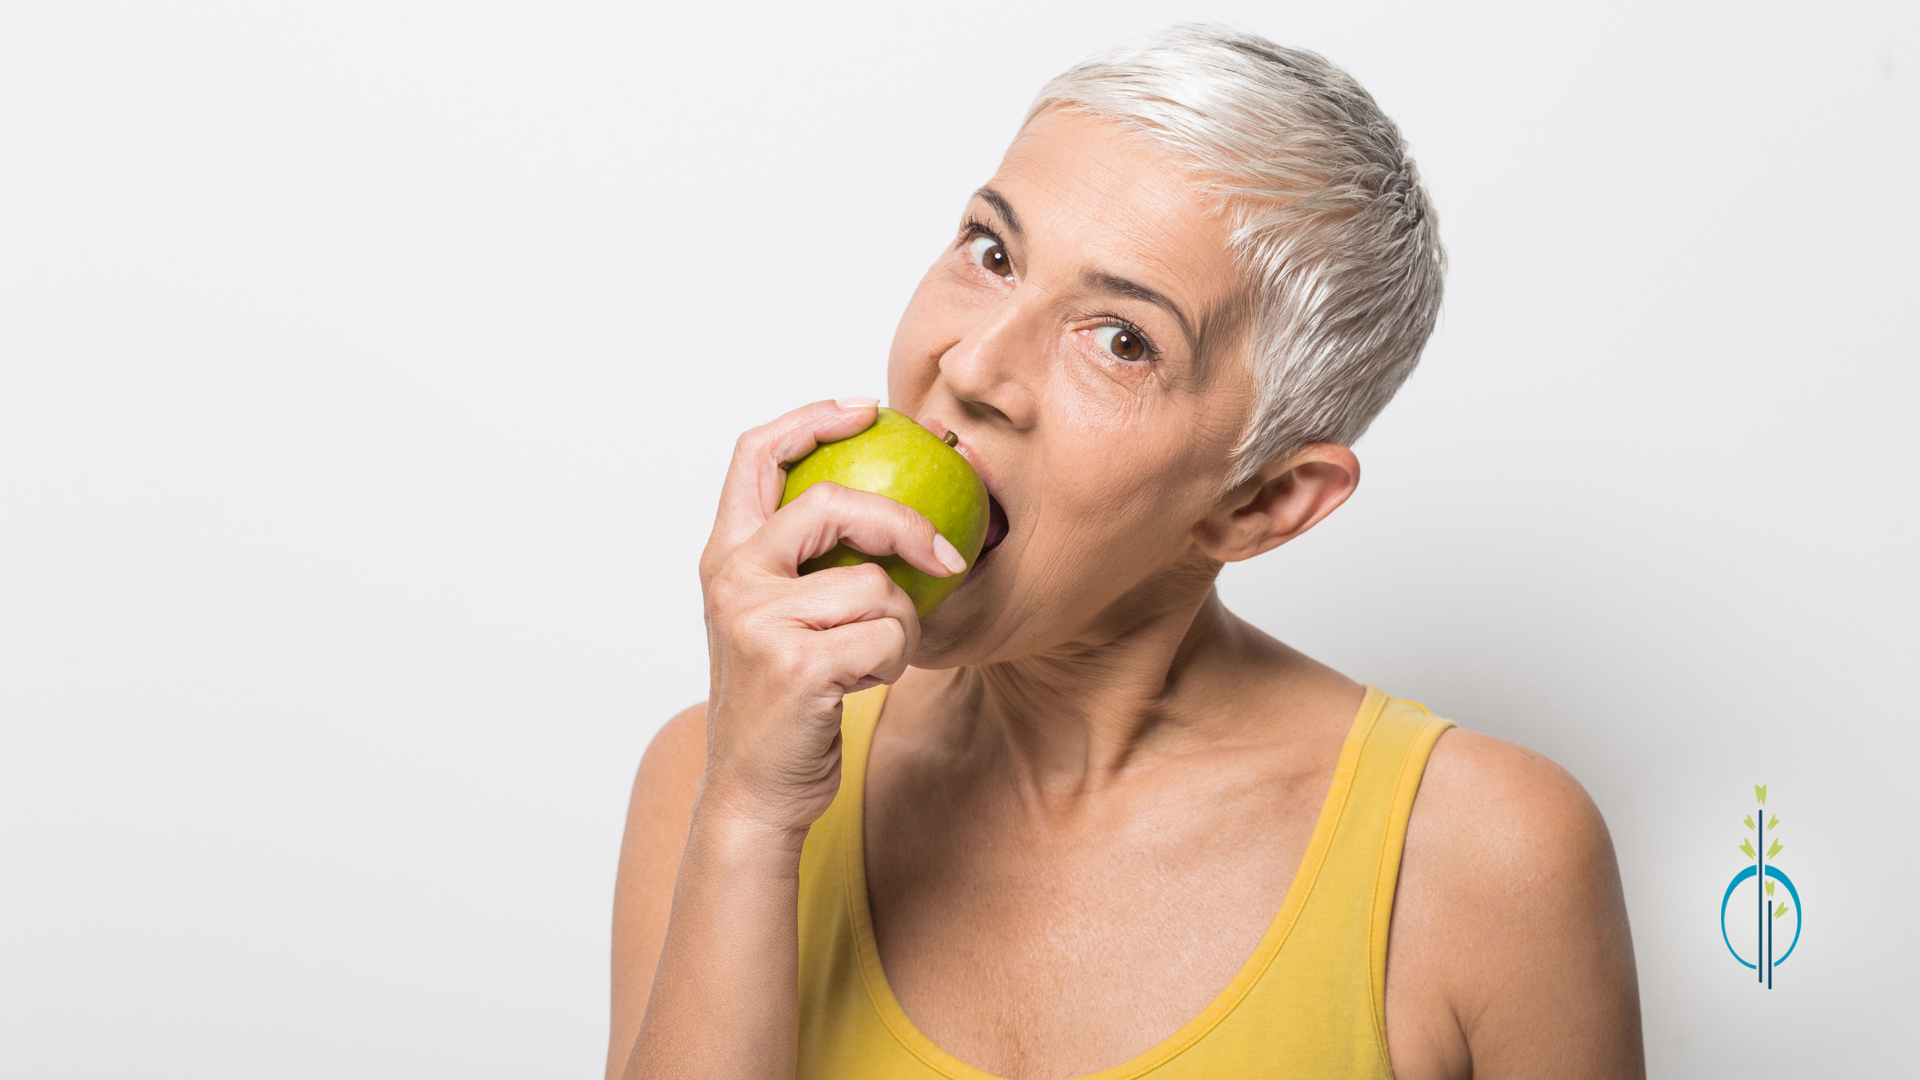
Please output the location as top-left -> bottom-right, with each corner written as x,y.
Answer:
790,481 -> 832,512
871,622 -> 910,674
727,601 -> 764,634
886,501 -> 933,545
724,609 -> 766,649
728,440 -> 756,471
771,647 -> 812,686
732,425 -> 787,469
708,559 -> 748,598
734,425 -> 769,456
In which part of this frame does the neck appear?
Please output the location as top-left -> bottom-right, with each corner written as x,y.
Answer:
939,553 -> 1270,794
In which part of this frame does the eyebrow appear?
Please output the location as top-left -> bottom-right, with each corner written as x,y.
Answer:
972,186 -> 1204,362
973,186 -> 1023,239
1083,270 -> 1198,355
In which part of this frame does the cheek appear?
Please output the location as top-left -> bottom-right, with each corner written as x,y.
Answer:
1041,363 -> 1189,485
1015,470 -> 1197,617
1039,435 -> 1210,549
1035,399 -> 1232,551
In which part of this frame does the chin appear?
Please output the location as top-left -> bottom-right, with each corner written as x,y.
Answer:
910,563 -> 1013,668
911,489 -> 1013,667
911,596 -> 994,669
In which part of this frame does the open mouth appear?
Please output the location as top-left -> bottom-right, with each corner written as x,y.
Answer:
980,493 -> 1009,559
925,415 -> 1006,568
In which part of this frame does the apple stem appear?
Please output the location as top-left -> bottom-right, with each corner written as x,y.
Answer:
943,431 -> 959,447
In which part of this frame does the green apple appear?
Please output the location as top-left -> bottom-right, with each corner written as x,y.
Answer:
779,407 -> 990,617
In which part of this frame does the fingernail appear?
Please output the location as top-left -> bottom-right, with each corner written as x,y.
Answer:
836,396 -> 881,410
933,534 -> 968,575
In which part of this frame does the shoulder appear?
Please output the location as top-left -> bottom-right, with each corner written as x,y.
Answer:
608,703 -> 709,1077
1414,726 -> 1614,880
615,699 -> 708,918
1400,726 -> 1623,957
633,701 -> 708,808
1386,724 -> 1643,1078
617,702 -> 709,888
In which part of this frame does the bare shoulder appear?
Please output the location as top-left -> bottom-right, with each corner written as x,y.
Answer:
1415,727 -> 1614,880
607,703 -> 708,1080
1386,726 -> 1644,1080
615,700 -> 708,918
631,702 -> 709,816
617,702 -> 709,883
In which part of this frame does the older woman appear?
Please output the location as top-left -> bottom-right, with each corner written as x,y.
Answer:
608,24 -> 1642,1080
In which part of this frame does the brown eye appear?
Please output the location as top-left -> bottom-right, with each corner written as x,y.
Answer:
1095,325 -> 1148,362
968,234 -> 1011,278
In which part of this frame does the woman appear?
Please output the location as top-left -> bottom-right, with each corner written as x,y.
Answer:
609,25 -> 1642,1080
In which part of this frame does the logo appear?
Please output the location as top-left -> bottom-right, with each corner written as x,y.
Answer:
1719,785 -> 1801,987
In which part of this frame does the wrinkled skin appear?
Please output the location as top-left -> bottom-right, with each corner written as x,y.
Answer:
886,108 -> 1261,670
609,109 -> 1644,1080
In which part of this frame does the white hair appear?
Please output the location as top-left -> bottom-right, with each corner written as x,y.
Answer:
1027,24 -> 1445,485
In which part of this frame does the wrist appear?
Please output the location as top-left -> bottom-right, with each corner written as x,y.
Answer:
687,791 -> 814,863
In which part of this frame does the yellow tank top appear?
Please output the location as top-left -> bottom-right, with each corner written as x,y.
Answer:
795,684 -> 1453,1080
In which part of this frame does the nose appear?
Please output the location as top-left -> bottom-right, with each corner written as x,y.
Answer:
938,292 -> 1043,431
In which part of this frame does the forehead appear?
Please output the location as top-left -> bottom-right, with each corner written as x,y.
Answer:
990,108 -> 1242,310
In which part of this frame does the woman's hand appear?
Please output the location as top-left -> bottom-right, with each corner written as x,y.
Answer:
696,398 -> 967,837
611,398 -> 966,1080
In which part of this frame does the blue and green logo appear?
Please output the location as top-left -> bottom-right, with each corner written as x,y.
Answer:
1720,785 -> 1800,987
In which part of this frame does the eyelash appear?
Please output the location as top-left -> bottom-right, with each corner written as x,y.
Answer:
958,217 -> 1160,362
961,218 -> 1002,255
1095,316 -> 1160,363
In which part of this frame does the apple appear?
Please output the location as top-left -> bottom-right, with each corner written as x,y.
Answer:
779,407 -> 990,616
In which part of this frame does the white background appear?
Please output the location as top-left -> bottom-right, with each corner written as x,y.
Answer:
2,1 -> 1913,1076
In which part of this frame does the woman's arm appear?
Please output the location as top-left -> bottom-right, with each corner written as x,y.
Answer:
609,710 -> 812,1080
605,400 -> 964,1080
605,702 -> 819,1080
605,703 -> 703,1080
1387,730 -> 1645,1080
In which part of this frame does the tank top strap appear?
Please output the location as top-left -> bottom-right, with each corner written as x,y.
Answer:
1123,686 -> 1452,1079
1330,688 -> 1456,1058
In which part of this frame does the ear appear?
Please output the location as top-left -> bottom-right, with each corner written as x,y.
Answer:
1191,443 -> 1360,563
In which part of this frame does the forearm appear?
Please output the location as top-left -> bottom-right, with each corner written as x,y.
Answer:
619,807 -> 809,1080
614,399 -> 918,1078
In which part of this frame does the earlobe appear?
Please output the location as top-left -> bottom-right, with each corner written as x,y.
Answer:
1192,443 -> 1360,563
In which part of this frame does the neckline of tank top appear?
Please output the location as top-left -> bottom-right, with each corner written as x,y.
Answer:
839,683 -> 1391,1080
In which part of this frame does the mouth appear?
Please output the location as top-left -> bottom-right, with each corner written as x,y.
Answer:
980,493 -> 1009,560
916,413 -> 1009,570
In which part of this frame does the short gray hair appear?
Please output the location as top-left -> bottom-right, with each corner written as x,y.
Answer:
1027,24 -> 1445,485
